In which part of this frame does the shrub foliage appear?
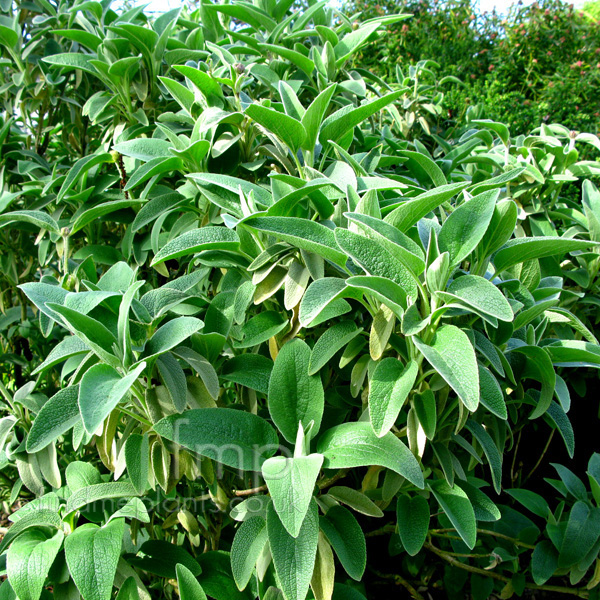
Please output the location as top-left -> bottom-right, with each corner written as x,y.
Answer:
0,1 -> 600,599
348,0 -> 600,135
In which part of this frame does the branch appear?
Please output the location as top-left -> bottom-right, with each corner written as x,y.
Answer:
232,484 -> 267,497
370,568 -> 425,600
424,542 -> 588,598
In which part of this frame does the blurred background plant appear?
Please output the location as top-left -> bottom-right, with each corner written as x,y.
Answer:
347,0 -> 600,135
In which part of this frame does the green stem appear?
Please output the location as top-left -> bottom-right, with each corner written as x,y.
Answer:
119,406 -> 152,428
62,234 -> 70,276
425,542 -> 588,598
0,379 -> 13,407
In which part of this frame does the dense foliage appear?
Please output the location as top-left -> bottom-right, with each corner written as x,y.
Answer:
1,1 -> 600,599
349,0 -> 600,135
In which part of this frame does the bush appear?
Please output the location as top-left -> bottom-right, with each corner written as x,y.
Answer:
1,1 -> 600,599
348,0 -> 600,136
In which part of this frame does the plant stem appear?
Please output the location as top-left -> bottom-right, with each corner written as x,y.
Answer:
318,468 -> 349,490
370,568 -> 425,600
524,429 -> 555,482
232,484 -> 267,497
429,528 -> 536,549
425,542 -> 589,598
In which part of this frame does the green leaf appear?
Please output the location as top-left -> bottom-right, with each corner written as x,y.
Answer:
71,199 -> 144,234
79,362 -> 146,434
151,227 -> 240,266
143,317 -> 204,360
114,138 -> 171,162
18,282 -> 69,323
246,103 -> 306,153
583,179 -> 600,242
317,422 -> 423,488
109,498 -> 149,524
0,510 -> 61,555
57,153 -> 113,201
478,198 -> 519,258
413,388 -> 437,440
115,577 -> 139,600
439,275 -> 513,322
46,303 -> 120,368
173,347 -> 219,400
464,420 -> 503,494
189,173 -> 272,209
319,91 -> 402,146
176,564 -> 208,600
334,21 -> 382,65
55,28 -> 102,50
326,486 -> 383,517
159,76 -> 195,114
65,519 -> 125,600
7,529 -> 64,600
65,462 -> 102,492
301,84 -> 337,153
0,21 -> 18,49
131,192 -> 184,232
346,275 -> 407,315
428,479 -> 477,549
243,216 -> 346,267
154,408 -> 278,471
345,213 -> 426,275
196,551 -> 252,600
311,531 -> 335,600
0,210 -> 60,234
546,402 -> 575,459
299,278 -> 360,328
124,156 -> 183,191
457,481 -> 500,522
478,366 -> 507,420
316,507 -> 367,583
131,540 -> 201,579
506,489 -> 549,519
267,499 -> 319,600
369,359 -> 417,437
384,182 -> 469,232
236,311 -> 288,348
414,325 -> 479,412
174,65 -> 224,105
531,541 -> 558,586
118,280 -> 146,361
221,354 -> 273,394
125,433 -> 149,495
279,81 -> 305,120
259,43 -> 314,75
545,340 -> 600,368
308,321 -> 363,375
396,495 -> 429,556
493,237 -> 597,273
559,501 -> 600,568
268,338 -> 324,443
397,149 -> 447,187
335,228 -> 418,300
370,301 -> 395,361
231,516 -> 268,591
27,386 -> 80,452
511,345 -> 556,419
42,53 -> 98,75
263,454 -> 323,538
65,482 -> 138,515
438,190 -> 498,266
472,119 -> 510,145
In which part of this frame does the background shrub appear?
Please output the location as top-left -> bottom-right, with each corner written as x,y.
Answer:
0,1 -> 599,599
349,0 -> 600,135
